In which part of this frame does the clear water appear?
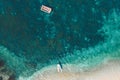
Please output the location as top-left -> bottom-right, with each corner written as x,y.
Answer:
0,0 -> 120,79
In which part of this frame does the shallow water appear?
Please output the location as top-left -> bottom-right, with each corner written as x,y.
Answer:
0,0 -> 120,79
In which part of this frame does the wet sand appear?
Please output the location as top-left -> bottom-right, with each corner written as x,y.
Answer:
19,60 -> 120,80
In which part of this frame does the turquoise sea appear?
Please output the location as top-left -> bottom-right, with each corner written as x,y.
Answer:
0,0 -> 120,79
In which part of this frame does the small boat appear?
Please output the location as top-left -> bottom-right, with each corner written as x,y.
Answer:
40,5 -> 52,13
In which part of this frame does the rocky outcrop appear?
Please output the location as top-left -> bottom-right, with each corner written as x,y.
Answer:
0,59 -> 16,80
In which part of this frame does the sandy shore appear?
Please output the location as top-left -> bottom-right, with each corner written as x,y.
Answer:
19,60 -> 120,80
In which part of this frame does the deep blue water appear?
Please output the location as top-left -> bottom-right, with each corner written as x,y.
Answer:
0,0 -> 120,78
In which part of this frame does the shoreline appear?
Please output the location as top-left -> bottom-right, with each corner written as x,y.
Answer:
19,59 -> 120,80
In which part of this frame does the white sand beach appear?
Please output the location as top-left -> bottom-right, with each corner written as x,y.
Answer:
23,60 -> 120,80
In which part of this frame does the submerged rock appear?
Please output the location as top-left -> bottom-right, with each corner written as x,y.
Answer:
0,60 -> 16,80
0,60 -> 4,68
8,74 -> 16,80
0,76 -> 3,80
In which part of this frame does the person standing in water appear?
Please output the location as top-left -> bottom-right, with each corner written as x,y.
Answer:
57,61 -> 63,72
